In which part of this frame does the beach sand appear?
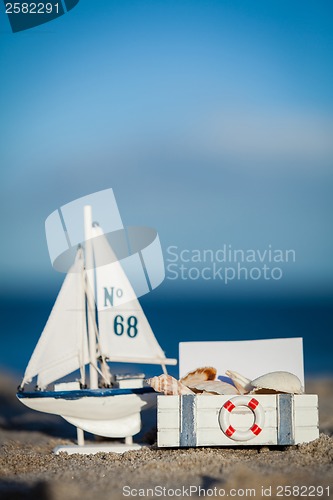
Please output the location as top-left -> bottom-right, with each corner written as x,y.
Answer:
0,373 -> 332,499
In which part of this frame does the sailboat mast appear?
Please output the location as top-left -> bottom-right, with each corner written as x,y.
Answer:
84,205 -> 99,389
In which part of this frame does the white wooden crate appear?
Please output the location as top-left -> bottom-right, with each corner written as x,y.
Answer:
157,394 -> 319,447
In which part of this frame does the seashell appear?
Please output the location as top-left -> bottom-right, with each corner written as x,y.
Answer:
250,371 -> 304,395
180,367 -> 217,388
225,370 -> 254,394
192,380 -> 239,395
146,375 -> 194,395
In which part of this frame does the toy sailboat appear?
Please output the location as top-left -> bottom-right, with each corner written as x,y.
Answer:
17,205 -> 176,448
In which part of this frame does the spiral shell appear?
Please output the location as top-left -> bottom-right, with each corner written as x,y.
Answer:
146,375 -> 194,395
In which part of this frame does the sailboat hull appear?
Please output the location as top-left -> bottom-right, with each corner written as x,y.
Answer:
17,387 -> 157,438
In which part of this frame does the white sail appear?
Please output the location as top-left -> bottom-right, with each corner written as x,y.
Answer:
90,225 -> 176,365
22,249 -> 89,389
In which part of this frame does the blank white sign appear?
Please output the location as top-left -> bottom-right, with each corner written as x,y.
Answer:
179,338 -> 304,388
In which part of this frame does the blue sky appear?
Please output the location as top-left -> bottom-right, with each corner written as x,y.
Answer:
0,0 -> 332,296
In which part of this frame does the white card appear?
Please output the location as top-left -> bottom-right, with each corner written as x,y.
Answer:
179,338 -> 304,387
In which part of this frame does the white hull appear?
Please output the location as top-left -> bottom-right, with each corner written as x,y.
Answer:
18,390 -> 157,438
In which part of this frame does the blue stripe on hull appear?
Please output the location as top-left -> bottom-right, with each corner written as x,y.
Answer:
17,387 -> 155,400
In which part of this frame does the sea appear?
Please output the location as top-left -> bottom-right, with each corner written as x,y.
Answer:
1,289 -> 332,382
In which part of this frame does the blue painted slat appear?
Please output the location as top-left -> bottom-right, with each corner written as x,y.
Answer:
277,394 -> 294,445
180,395 -> 197,447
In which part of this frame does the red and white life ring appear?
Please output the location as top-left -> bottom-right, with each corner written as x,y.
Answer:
219,396 -> 265,441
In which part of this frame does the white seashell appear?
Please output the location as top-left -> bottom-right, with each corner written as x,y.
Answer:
225,370 -> 254,394
250,371 -> 304,394
192,380 -> 239,395
180,367 -> 217,388
146,375 -> 194,395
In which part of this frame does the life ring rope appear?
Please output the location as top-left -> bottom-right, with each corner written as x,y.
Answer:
219,395 -> 265,441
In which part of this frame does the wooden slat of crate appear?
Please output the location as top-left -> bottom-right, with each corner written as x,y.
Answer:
294,395 -> 318,407
294,408 -> 319,427
196,394 -> 276,409
158,395 -> 179,409
158,429 -> 180,447
158,411 -> 180,429
294,426 -> 319,444
196,427 -> 277,447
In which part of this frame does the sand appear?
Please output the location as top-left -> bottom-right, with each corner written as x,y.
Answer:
0,373 -> 332,499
